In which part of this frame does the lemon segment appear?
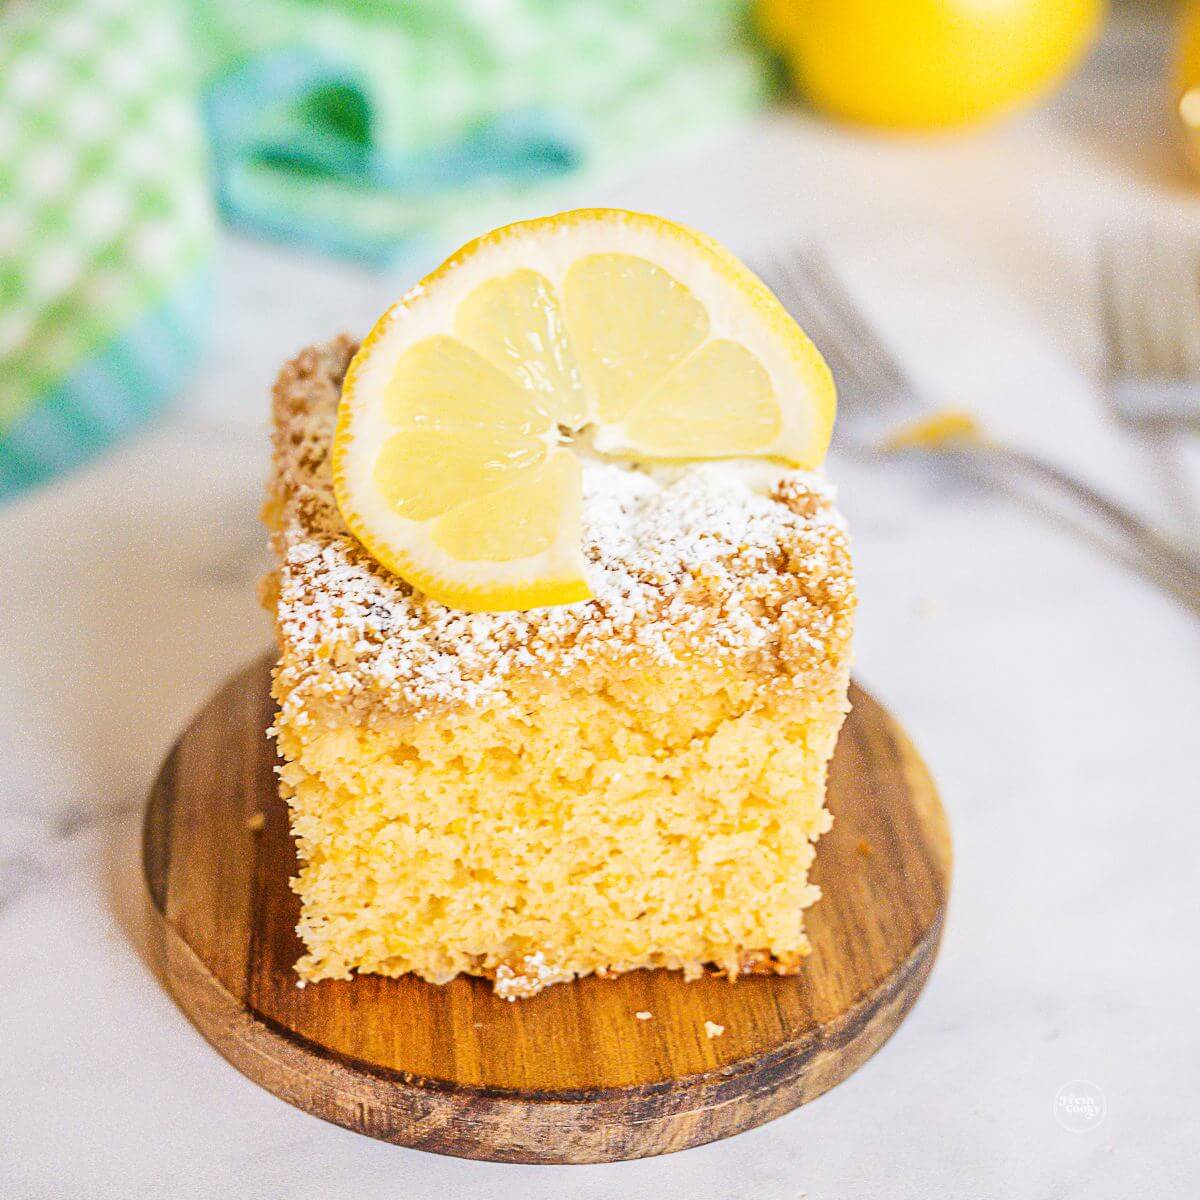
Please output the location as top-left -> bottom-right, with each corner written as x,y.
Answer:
332,208 -> 837,613
613,339 -> 780,459
432,450 -> 580,563
454,269 -> 589,430
384,335 -> 545,434
564,254 -> 709,423
373,428 -> 547,522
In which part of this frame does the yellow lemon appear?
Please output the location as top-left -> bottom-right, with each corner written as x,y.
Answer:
332,209 -> 835,613
762,0 -> 1105,131
1176,0 -> 1200,93
1174,0 -> 1200,166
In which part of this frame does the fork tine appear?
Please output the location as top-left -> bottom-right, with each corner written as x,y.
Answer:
751,249 -> 865,387
795,254 -> 909,391
1135,224 -> 1178,377
1182,241 -> 1200,376
1154,228 -> 1200,378
1096,230 -> 1200,425
1100,227 -> 1200,379
773,253 -> 873,387
1096,233 -> 1130,377
758,247 -> 901,397
1145,224 -> 1196,379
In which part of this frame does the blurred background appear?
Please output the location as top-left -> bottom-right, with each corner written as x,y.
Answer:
3,2 -> 1200,1198
5,0 -> 1200,499
3,0 -> 1200,495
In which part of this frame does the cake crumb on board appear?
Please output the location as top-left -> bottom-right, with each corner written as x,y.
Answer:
704,1020 -> 725,1039
914,595 -> 943,621
634,1011 -> 653,1021
245,812 -> 266,832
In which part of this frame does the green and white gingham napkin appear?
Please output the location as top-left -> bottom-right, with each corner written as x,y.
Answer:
0,0 -> 214,498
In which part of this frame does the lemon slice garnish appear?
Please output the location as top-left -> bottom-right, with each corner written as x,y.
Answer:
333,209 -> 835,612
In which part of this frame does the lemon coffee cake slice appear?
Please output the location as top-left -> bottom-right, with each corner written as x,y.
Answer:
263,336 -> 854,998
262,210 -> 854,999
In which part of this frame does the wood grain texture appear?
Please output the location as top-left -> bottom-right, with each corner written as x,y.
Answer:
143,653 -> 951,1164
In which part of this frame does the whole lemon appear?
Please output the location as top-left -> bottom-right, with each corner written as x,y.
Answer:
761,0 -> 1105,130
1174,0 -> 1200,171
1175,0 -> 1200,99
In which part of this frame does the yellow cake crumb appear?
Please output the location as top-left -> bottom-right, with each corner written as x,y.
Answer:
245,812 -> 266,833
704,1021 -> 726,1039
635,1011 -> 654,1021
882,407 -> 985,452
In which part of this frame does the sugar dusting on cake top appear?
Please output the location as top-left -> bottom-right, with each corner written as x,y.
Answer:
265,337 -> 855,724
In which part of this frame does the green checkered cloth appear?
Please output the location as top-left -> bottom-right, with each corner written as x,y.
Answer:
0,0 -> 214,496
195,0 -> 773,264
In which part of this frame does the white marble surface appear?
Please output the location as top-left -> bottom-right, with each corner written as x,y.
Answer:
4,16 -> 1200,1199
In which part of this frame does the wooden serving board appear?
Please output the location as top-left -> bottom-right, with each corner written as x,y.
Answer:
143,653 -> 951,1165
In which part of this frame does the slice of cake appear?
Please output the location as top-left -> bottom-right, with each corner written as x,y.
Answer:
263,337 -> 854,998
262,210 -> 855,998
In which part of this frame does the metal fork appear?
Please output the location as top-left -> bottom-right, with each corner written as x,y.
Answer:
753,247 -> 1200,606
1097,231 -> 1200,428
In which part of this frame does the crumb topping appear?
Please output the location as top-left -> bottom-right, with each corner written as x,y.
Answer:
265,338 -> 854,724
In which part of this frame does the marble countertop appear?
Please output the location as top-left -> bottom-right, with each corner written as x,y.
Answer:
4,16 -> 1200,1199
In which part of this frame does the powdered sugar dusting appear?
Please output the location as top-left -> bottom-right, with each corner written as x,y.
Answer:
264,338 -> 854,725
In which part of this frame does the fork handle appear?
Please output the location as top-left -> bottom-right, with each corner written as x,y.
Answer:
975,443 -> 1200,603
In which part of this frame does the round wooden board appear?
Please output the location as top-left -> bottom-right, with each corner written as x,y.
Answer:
143,653 -> 951,1165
